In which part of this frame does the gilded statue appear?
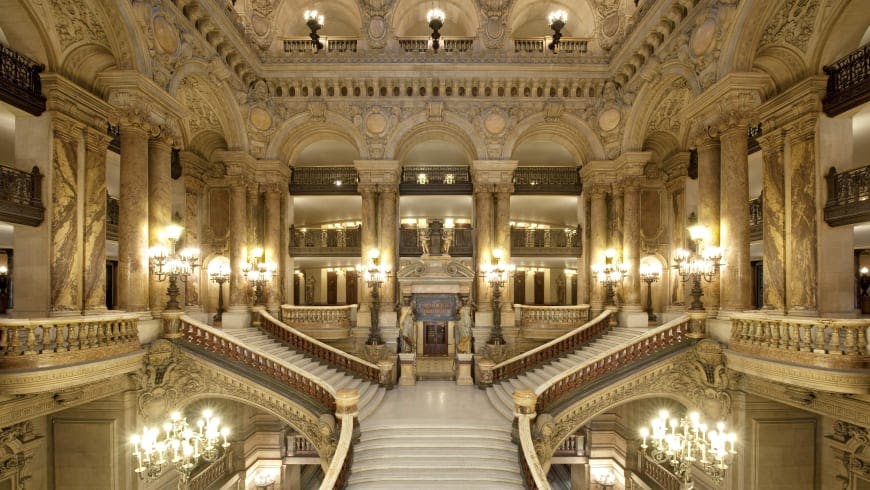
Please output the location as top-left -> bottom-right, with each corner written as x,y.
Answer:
457,299 -> 473,354
399,301 -> 416,353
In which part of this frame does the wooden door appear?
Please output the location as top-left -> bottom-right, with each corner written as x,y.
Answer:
424,322 -> 447,356
345,270 -> 358,305
514,271 -> 526,304
534,271 -> 545,304
326,271 -> 338,305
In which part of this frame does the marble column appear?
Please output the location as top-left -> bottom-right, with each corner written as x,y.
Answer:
263,183 -> 283,309
719,126 -> 751,314
229,183 -> 248,308
474,186 -> 494,310
787,116 -> 819,314
49,116 -> 83,316
611,183 -> 624,249
183,176 -> 204,312
82,127 -> 111,314
247,183 -> 260,248
587,184 -> 609,313
758,129 -> 786,312
665,169 -> 688,309
494,184 -> 513,314
148,136 -> 172,314
378,187 -> 398,307
576,194 -> 590,305
359,185 -> 378,309
697,137 -> 721,312
117,119 -> 150,313
622,178 -> 642,309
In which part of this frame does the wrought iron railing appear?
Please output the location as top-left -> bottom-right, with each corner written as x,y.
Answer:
258,309 -> 386,385
397,37 -> 474,53
749,196 -> 762,241
0,42 -> 45,116
513,38 -> 589,55
399,165 -> 472,194
824,165 -> 870,226
513,166 -> 581,194
289,225 -> 361,257
0,164 -> 44,226
283,37 -> 359,54
106,194 -> 120,241
510,226 -> 581,256
398,225 -> 473,257
289,166 -> 358,195
823,43 -> 870,116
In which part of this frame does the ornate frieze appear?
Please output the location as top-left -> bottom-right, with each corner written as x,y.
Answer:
759,0 -> 819,53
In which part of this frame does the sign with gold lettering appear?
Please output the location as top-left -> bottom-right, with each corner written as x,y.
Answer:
412,294 -> 458,321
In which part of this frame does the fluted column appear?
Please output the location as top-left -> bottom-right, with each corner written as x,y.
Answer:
474,186 -> 494,310
787,115 -> 818,314
622,178 -> 642,309
264,183 -> 283,310
148,136 -> 172,313
359,185 -> 378,309
587,184 -> 609,313
82,127 -> 112,314
229,183 -> 248,308
757,129 -> 786,312
118,119 -> 150,313
49,116 -> 84,316
719,126 -> 751,314
697,136 -> 721,313
183,175 -> 205,312
378,187 -> 398,307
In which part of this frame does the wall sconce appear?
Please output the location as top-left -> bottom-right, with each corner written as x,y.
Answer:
417,173 -> 429,184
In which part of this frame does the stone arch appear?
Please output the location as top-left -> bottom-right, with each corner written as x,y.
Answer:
716,0 -> 778,75
388,117 -> 483,163
269,116 -> 367,164
623,70 -> 699,152
187,130 -> 228,162
0,0 -> 56,67
169,63 -> 247,151
60,43 -> 118,89
271,0 -> 362,38
643,131 -> 681,164
808,0 -> 869,70
504,114 -> 604,164
391,0 -> 479,37
753,44 -> 809,93
509,0 -> 595,38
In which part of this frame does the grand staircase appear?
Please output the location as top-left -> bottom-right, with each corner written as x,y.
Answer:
486,326 -> 647,419
223,327 -> 386,420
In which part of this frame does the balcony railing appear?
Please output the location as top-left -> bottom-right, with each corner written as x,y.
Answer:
0,42 -> 45,116
513,166 -> 581,194
286,433 -> 319,457
289,166 -> 358,195
289,225 -> 361,257
823,43 -> 870,117
188,452 -> 233,490
280,304 -> 355,340
730,313 -> 869,370
749,196 -> 762,241
399,165 -> 472,194
0,314 -> 140,369
283,36 -> 359,54
638,452 -> 682,490
106,194 -> 119,241
399,225 -> 473,257
515,304 -> 591,341
513,37 -> 588,55
824,165 -> 870,226
397,37 -> 474,53
0,164 -> 44,227
510,226 -> 581,257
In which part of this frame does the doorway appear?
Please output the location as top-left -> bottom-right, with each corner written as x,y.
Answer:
423,322 -> 447,356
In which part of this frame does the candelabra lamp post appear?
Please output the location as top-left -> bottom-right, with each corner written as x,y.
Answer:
129,409 -> 231,485
208,257 -> 230,327
149,225 -> 200,311
427,8 -> 445,52
672,225 -> 725,311
640,263 -> 662,322
242,248 -> 277,306
358,248 -> 391,345
591,248 -> 629,308
639,409 -> 737,488
304,9 -> 325,52
482,248 -> 514,345
547,10 -> 567,53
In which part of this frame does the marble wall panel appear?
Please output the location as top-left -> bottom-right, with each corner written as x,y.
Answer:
82,132 -> 109,312
788,136 -> 818,312
50,129 -> 81,314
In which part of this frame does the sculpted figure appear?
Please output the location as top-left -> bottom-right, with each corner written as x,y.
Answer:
457,299 -> 473,354
399,302 -> 416,353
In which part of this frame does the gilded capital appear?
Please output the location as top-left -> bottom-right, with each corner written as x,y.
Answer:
585,183 -> 610,200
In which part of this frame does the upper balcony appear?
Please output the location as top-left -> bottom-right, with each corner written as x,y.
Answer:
510,225 -> 581,257
0,42 -> 46,116
289,166 -> 359,195
289,224 -> 361,257
823,43 -> 870,117
824,164 -> 870,226
399,165 -> 472,195
513,167 -> 581,195
0,164 -> 44,227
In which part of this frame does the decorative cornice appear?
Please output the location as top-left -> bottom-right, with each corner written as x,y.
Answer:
756,77 -> 826,133
95,70 -> 186,128
470,160 -> 518,185
0,350 -> 144,395
681,72 -> 775,133
726,349 -> 870,394
354,160 -> 401,186
42,74 -> 114,132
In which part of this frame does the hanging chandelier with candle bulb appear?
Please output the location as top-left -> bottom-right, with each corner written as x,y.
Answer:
304,9 -> 325,52
149,224 -> 200,311
547,9 -> 568,52
639,409 -> 737,486
130,409 -> 230,484
426,7 -> 446,52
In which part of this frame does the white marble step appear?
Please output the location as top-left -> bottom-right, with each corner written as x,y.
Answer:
348,481 -> 524,490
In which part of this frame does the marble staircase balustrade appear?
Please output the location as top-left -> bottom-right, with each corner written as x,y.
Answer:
0,313 -> 140,369
280,304 -> 356,341
187,451 -> 233,490
515,304 -> 592,341
729,313 -> 869,370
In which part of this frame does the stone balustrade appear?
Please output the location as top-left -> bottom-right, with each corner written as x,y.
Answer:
188,452 -> 232,490
287,433 -> 318,457
516,304 -> 591,341
729,313 -> 869,369
638,452 -> 682,490
0,313 -> 140,368
281,304 -> 355,333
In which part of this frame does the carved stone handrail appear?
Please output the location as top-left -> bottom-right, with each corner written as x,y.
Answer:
638,452 -> 682,490
289,166 -> 359,195
178,315 -> 337,412
535,315 -> 692,412
0,42 -> 46,116
397,37 -> 475,53
518,413 -> 547,489
486,311 -> 612,384
729,313 -> 870,370
188,452 -> 232,490
0,164 -> 44,227
287,433 -> 318,456
280,304 -> 355,340
513,37 -> 589,55
283,36 -> 359,54
0,313 -> 140,369
289,225 -> 361,257
320,407 -> 355,490
824,165 -> 870,226
516,304 -> 591,341
513,166 -> 581,195
259,309 -> 386,385
823,43 -> 870,117
510,226 -> 582,257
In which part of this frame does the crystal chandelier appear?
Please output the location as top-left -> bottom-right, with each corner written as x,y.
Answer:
547,10 -> 568,53
130,409 -> 230,484
591,248 -> 629,307
639,410 -> 737,486
149,224 -> 200,310
303,9 -> 325,52
426,7 -> 446,52
672,225 -> 724,311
